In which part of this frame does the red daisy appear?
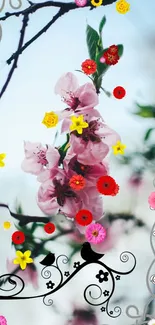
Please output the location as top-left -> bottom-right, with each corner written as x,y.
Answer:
96,175 -> 119,196
12,231 -> 25,245
81,59 -> 97,75
113,86 -> 126,99
44,222 -> 56,234
108,45 -> 118,54
103,51 -> 119,65
75,209 -> 93,226
69,174 -> 86,191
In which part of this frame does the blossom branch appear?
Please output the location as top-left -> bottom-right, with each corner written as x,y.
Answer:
0,203 -> 50,226
0,13 -> 29,98
0,0 -> 117,99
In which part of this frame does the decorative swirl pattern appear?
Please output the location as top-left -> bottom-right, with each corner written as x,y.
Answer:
120,252 -> 129,263
43,295 -> 53,307
125,221 -> 155,325
0,250 -> 136,321
0,274 -> 25,297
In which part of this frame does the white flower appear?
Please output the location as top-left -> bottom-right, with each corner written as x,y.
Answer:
148,319 -> 155,325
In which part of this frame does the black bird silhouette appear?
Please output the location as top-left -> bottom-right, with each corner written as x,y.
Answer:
39,253 -> 55,266
81,242 -> 104,262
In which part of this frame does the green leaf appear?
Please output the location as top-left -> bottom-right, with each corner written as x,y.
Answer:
86,24 -> 99,61
15,204 -> 23,215
117,44 -> 124,57
99,16 -> 106,34
134,104 -> 155,118
144,128 -> 155,141
143,145 -> 155,160
31,223 -> 38,233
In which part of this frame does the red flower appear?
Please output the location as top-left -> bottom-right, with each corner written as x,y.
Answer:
96,175 -> 119,196
103,51 -> 119,65
75,209 -> 93,226
69,174 -> 86,191
12,231 -> 25,244
81,59 -> 97,75
44,222 -> 56,234
113,86 -> 126,99
108,45 -> 118,54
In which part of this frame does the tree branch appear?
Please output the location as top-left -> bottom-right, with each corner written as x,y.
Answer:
0,203 -> 50,226
0,13 -> 29,98
0,0 -> 117,21
6,7 -> 65,65
0,0 -> 117,98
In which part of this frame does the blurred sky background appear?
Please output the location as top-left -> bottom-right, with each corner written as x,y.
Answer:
0,0 -> 155,324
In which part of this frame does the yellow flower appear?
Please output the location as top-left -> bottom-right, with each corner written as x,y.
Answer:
112,141 -> 126,155
116,0 -> 130,14
91,0 -> 103,6
3,221 -> 11,229
0,153 -> 6,167
70,115 -> 88,134
42,111 -> 58,128
13,250 -> 33,270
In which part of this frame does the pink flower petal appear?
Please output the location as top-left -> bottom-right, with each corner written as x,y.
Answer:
148,192 -> 155,209
54,72 -> 79,98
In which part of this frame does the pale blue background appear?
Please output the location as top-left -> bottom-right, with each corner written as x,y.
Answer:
0,0 -> 155,324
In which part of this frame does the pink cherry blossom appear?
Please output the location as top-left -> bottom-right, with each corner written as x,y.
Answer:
54,72 -> 99,119
66,135 -> 109,165
148,192 -> 155,209
61,108 -> 102,133
7,259 -> 38,289
64,154 -> 108,186
85,223 -> 107,244
37,170 -> 82,217
65,115 -> 120,164
0,316 -> 7,325
21,142 -> 60,176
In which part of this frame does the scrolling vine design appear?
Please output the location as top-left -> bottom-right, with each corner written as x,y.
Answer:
126,219 -> 155,324
0,248 -> 136,319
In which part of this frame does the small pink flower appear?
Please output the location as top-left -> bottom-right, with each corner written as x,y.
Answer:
75,0 -> 87,6
91,220 -> 124,253
85,223 -> 106,244
99,57 -> 106,63
54,72 -> 99,119
148,192 -> 155,209
0,316 -> 7,325
21,142 -> 60,176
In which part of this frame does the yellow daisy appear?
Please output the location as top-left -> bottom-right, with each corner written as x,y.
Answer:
0,153 -> 6,167
112,141 -> 126,155
70,115 -> 88,134
13,250 -> 33,270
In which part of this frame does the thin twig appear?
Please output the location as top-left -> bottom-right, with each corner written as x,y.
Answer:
0,0 -> 117,98
0,203 -> 50,226
0,13 -> 29,98
7,7 -> 66,65
0,0 -> 117,21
